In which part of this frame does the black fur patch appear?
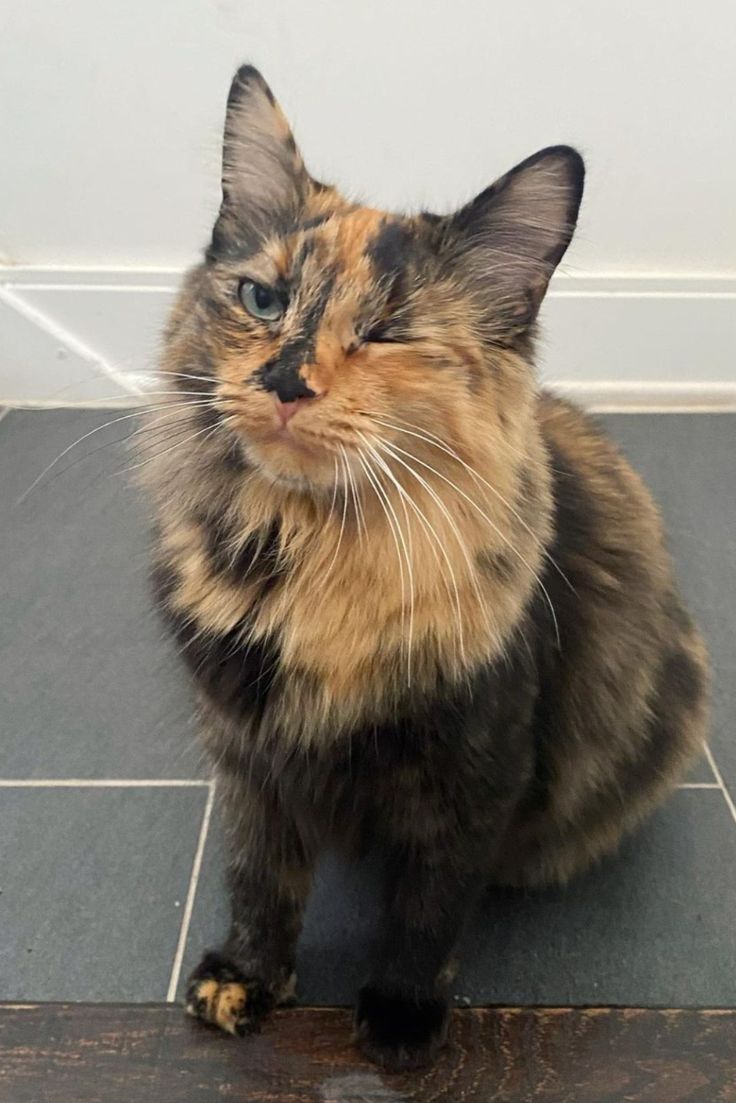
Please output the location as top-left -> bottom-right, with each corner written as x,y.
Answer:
366,219 -> 413,284
361,220 -> 419,344
355,985 -> 449,1070
477,547 -> 517,582
296,272 -> 337,346
253,354 -> 317,402
152,563 -> 281,723
289,236 -> 317,284
660,646 -> 703,712
187,950 -> 248,992
360,222 -> 444,346
201,515 -> 284,590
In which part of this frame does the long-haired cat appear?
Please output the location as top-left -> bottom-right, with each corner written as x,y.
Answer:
144,66 -> 709,1070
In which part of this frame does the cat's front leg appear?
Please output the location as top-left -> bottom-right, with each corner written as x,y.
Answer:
186,772 -> 314,1037
355,854 -> 478,1071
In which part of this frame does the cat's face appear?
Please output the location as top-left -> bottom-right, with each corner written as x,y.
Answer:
178,66 -> 584,493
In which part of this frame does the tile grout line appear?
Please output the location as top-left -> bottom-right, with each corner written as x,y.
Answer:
166,779 -> 216,1003
0,778 -> 210,788
703,744 -> 736,828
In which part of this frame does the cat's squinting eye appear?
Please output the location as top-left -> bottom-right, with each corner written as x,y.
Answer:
238,279 -> 285,322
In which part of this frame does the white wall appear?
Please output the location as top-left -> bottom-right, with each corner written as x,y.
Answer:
1,0 -> 735,406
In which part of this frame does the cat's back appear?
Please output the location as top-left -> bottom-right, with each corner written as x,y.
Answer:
538,392 -> 667,568
499,392 -> 710,886
536,389 -> 708,728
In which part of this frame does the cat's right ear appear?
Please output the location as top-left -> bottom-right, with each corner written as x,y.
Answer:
211,65 -> 310,256
441,145 -> 585,344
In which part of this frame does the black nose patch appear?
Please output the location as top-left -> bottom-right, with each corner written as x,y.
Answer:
255,347 -> 316,403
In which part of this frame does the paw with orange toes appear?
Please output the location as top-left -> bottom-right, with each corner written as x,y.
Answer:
185,951 -> 291,1037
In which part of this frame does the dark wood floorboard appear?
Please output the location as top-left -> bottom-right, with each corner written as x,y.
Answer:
1,1004 -> 735,1102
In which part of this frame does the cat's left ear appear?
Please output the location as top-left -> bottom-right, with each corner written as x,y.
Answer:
212,65 -> 311,255
444,145 -> 584,342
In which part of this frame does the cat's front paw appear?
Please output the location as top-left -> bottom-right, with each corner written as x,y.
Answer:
185,951 -> 273,1037
354,985 -> 449,1071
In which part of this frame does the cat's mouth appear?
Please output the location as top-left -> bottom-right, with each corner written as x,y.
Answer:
260,424 -> 322,456
233,419 -> 346,493
218,391 -> 363,493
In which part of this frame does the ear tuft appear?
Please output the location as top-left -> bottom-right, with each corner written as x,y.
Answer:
212,65 -> 310,256
447,145 -> 585,342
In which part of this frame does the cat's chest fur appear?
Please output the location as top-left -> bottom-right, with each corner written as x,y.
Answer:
156,473 -> 545,740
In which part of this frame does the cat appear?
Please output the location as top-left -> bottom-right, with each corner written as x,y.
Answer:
143,65 -> 709,1070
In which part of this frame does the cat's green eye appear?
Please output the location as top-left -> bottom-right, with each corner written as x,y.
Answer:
238,279 -> 284,322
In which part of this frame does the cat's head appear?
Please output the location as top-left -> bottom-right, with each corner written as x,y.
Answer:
174,65 -> 583,492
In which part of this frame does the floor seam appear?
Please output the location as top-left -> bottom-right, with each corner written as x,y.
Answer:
165,780 -> 216,1003
703,744 -> 736,828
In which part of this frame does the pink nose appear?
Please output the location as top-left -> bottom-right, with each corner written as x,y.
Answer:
273,396 -> 313,426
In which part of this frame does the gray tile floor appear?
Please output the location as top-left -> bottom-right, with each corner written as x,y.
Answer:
1,408 -> 734,1007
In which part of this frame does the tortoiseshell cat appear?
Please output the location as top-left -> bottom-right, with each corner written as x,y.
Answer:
145,66 -> 709,1069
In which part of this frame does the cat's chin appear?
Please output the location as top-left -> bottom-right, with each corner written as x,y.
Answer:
255,465 -> 318,494
243,435 -> 339,497
245,449 -> 330,496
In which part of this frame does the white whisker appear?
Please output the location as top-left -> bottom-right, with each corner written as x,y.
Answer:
14,401 -> 216,507
324,451 -> 349,581
373,437 -> 494,647
129,403 -> 212,437
326,454 -> 340,528
359,436 -> 466,665
382,438 -> 560,647
138,389 -> 217,400
114,409 -> 223,474
35,403 -> 216,490
373,416 -> 575,594
357,438 -> 414,684
156,369 -> 219,387
124,416 -> 236,474
356,449 -> 411,684
340,444 -> 366,546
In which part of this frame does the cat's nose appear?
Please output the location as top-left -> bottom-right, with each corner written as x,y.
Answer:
273,395 -> 314,425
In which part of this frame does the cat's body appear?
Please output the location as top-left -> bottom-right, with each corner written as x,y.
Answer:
145,67 -> 709,1069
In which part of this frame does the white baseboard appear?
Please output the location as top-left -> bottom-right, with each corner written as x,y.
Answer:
1,266 -> 734,412
548,381 -> 736,413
